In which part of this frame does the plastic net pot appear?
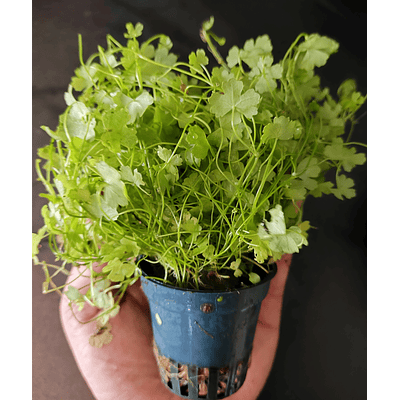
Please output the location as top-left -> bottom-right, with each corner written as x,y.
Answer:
140,262 -> 277,399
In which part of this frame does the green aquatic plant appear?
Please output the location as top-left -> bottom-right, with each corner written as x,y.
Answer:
33,17 -> 366,326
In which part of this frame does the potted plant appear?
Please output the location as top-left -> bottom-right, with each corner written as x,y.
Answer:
32,17 -> 366,399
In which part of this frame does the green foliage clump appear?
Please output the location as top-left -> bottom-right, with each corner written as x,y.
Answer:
33,18 -> 366,325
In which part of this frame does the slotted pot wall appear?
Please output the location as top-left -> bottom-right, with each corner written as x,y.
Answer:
140,262 -> 277,399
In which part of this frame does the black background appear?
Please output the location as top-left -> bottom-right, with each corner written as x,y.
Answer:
32,1 -> 366,399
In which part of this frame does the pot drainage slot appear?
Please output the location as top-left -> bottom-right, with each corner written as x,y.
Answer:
154,342 -> 249,399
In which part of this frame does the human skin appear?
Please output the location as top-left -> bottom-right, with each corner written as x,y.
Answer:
60,253 -> 292,400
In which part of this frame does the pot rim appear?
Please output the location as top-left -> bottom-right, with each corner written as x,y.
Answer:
140,260 -> 277,294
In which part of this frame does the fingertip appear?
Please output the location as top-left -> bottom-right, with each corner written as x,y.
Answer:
256,253 -> 293,329
267,253 -> 292,295
276,253 -> 292,269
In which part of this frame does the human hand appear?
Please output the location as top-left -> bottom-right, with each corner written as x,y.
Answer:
60,254 -> 292,400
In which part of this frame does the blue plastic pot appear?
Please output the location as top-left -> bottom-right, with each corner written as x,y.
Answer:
140,261 -> 277,399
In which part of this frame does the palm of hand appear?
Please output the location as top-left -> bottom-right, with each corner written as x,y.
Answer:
60,254 -> 292,400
